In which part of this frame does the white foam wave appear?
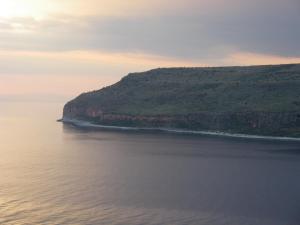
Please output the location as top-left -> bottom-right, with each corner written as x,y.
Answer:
60,118 -> 300,142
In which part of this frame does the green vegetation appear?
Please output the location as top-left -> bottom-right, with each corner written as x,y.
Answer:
70,64 -> 300,115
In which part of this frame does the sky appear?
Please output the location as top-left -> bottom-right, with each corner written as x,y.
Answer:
0,0 -> 299,100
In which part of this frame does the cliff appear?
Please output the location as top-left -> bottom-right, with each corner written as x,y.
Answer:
63,63 -> 300,137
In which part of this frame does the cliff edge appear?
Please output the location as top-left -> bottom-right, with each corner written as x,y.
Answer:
63,64 -> 300,137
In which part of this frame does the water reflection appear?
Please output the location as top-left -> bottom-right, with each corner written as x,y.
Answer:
0,102 -> 300,225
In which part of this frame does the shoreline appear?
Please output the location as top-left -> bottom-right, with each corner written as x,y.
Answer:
59,118 -> 300,142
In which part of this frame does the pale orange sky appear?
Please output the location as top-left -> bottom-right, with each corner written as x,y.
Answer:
0,0 -> 299,99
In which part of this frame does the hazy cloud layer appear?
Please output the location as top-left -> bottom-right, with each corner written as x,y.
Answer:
1,0 -> 299,98
0,0 -> 299,59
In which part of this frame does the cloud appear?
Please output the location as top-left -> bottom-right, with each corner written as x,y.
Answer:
223,52 -> 300,66
0,0 -> 299,98
0,0 -> 299,59
0,50 -> 208,77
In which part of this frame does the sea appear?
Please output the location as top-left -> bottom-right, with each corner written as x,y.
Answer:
0,101 -> 300,225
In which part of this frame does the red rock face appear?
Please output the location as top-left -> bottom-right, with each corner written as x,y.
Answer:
64,105 -> 84,117
86,108 -> 103,118
63,103 -> 300,137
101,114 -> 173,122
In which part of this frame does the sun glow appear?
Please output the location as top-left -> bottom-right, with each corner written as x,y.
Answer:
0,0 -> 58,18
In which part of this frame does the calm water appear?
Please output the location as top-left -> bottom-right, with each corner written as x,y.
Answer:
0,101 -> 300,225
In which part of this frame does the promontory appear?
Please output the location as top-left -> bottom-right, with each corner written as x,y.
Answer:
62,63 -> 300,138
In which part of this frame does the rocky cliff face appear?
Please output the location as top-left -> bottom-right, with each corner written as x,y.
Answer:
63,64 -> 300,137
63,107 -> 300,137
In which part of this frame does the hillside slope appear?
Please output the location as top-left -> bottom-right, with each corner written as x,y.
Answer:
63,64 -> 300,137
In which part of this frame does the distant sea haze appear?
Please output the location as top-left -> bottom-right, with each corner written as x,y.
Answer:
0,101 -> 300,225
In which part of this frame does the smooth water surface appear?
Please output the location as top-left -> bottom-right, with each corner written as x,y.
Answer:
0,101 -> 300,225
